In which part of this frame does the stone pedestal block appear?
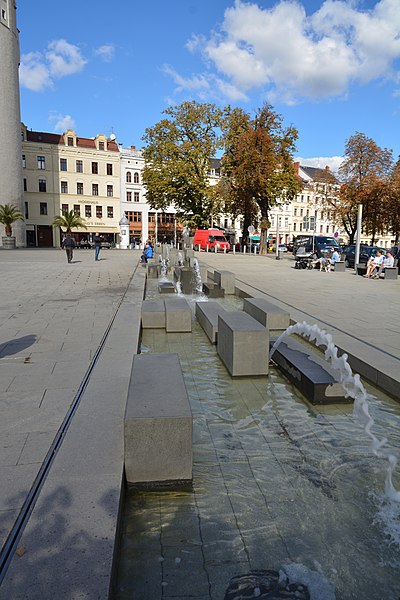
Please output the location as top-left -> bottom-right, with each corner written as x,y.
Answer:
147,263 -> 159,278
333,261 -> 345,272
195,301 -> 227,343
141,300 -> 166,328
164,297 -> 192,332
203,282 -> 224,298
125,353 -> 193,485
243,297 -> 290,335
174,267 -> 194,294
214,270 -> 235,294
217,312 -> 269,376
158,281 -> 176,294
384,267 -> 398,280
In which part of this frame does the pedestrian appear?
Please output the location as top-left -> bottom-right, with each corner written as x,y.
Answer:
93,232 -> 102,261
63,233 -> 75,263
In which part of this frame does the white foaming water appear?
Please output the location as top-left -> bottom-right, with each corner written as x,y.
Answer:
192,258 -> 203,294
159,258 -> 168,281
269,321 -> 400,503
178,252 -> 183,267
175,280 -> 183,295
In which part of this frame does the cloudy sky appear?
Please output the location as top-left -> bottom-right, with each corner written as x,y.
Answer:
17,0 -> 400,172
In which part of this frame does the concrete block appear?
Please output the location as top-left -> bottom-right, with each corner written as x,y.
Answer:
243,297 -> 290,335
195,301 -> 227,343
158,281 -> 176,294
185,248 -> 195,259
217,312 -> 269,376
125,353 -> 193,485
147,263 -> 159,278
333,261 -> 345,272
174,267 -> 194,294
384,267 -> 398,280
271,337 -> 348,404
141,300 -> 166,329
214,270 -> 235,294
164,297 -> 192,332
203,282 -> 224,298
356,263 -> 367,276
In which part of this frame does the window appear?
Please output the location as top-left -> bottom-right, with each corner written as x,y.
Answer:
133,172 -> 139,183
107,206 -> 113,218
293,223 -> 297,231
107,185 -> 113,197
92,184 -> 98,196
107,163 -> 113,175
67,136 -> 73,146
85,205 -> 92,218
99,141 -> 105,150
77,182 -> 84,195
92,162 -> 98,174
96,206 -> 102,218
300,209 -> 303,216
62,204 -> 68,213
38,179 -> 47,192
134,192 -> 139,202
61,181 -> 68,193
37,155 -> 45,169
22,154 -> 26,168
294,208 -> 297,216
60,158 -> 67,171
76,160 -> 83,173
23,178 -> 27,192
40,202 -> 48,215
24,202 -> 29,219
73,204 -> 80,216
133,212 -> 142,222
126,171 -> 131,183
299,223 -> 303,231
126,191 -> 132,202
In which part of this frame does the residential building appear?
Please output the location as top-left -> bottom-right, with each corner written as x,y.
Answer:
21,125 -> 120,247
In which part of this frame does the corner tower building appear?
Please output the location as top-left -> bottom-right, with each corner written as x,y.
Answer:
0,0 -> 25,246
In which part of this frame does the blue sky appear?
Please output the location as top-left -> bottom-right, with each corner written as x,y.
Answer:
17,0 -> 400,172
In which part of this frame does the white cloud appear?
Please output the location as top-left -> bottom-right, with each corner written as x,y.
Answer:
49,112 -> 76,132
20,39 -> 86,92
171,0 -> 400,104
162,64 -> 211,92
296,155 -> 344,174
94,44 -> 115,63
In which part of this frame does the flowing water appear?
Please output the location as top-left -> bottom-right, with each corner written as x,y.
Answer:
114,286 -> 400,599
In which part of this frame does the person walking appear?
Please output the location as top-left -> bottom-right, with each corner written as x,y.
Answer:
63,233 -> 75,263
93,233 -> 102,261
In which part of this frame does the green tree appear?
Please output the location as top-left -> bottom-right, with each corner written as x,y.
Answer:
0,203 -> 24,237
338,132 -> 393,244
141,100 -> 223,229
384,157 -> 400,244
219,103 -> 301,254
52,210 -> 87,234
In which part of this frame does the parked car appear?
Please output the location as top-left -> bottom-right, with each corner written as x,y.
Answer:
79,239 -> 92,249
278,244 -> 288,253
342,245 -> 386,268
293,235 -> 341,259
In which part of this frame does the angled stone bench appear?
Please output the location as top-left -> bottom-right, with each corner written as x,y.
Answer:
243,297 -> 290,336
141,300 -> 166,328
164,297 -> 192,332
203,282 -> 224,298
146,263 -> 159,278
271,337 -> 348,405
195,301 -> 227,343
217,311 -> 269,376
214,270 -> 235,294
125,353 -> 193,485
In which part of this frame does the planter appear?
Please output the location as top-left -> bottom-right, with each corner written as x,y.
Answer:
1,236 -> 16,249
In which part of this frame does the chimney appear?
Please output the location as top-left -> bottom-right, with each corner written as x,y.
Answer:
325,165 -> 330,171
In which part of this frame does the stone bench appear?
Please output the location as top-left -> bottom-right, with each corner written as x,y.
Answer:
243,297 -> 290,336
125,353 -> 193,485
141,300 -> 166,328
217,311 -> 269,376
383,267 -> 398,280
146,263 -> 159,278
195,301 -> 227,343
164,297 -> 192,332
332,261 -> 345,272
158,281 -> 176,294
203,282 -> 224,298
271,337 -> 348,405
214,270 -> 235,294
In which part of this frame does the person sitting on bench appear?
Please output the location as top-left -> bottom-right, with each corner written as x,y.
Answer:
373,251 -> 394,278
364,251 -> 384,278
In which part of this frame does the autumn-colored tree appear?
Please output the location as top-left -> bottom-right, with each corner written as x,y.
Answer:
384,157 -> 400,244
338,132 -> 393,244
219,103 -> 301,254
141,101 -> 223,229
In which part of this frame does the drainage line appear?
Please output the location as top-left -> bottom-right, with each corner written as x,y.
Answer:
0,263 -> 138,585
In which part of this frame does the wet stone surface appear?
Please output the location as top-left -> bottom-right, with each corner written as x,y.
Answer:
224,570 -> 310,600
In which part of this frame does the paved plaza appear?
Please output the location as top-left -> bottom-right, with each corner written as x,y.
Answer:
0,248 -> 399,599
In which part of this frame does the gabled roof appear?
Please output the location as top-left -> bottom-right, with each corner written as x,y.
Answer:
300,165 -> 338,184
26,130 -> 119,152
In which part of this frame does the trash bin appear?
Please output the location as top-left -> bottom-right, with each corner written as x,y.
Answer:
276,250 -> 283,260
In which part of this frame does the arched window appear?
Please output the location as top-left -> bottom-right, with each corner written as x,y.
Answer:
133,172 -> 139,184
126,171 -> 131,183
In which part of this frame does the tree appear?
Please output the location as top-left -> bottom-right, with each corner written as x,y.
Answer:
219,103 -> 301,254
142,101 -> 223,229
0,203 -> 24,237
384,157 -> 400,244
52,210 -> 87,234
338,132 -> 393,244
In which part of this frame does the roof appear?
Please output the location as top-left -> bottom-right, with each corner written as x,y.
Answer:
26,130 -> 119,152
300,165 -> 338,184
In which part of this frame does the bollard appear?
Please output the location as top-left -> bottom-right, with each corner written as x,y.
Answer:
206,244 -> 209,252
243,245 -> 246,254
233,245 -> 235,254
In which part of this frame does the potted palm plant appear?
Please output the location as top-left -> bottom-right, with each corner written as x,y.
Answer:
0,203 -> 25,249
52,210 -> 87,245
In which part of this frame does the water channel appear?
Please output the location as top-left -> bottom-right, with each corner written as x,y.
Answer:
114,280 -> 400,600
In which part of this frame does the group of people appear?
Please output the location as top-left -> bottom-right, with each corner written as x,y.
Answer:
364,250 -> 394,279
312,249 -> 342,272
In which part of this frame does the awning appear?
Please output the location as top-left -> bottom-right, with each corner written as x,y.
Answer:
73,226 -> 120,233
249,235 -> 260,241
